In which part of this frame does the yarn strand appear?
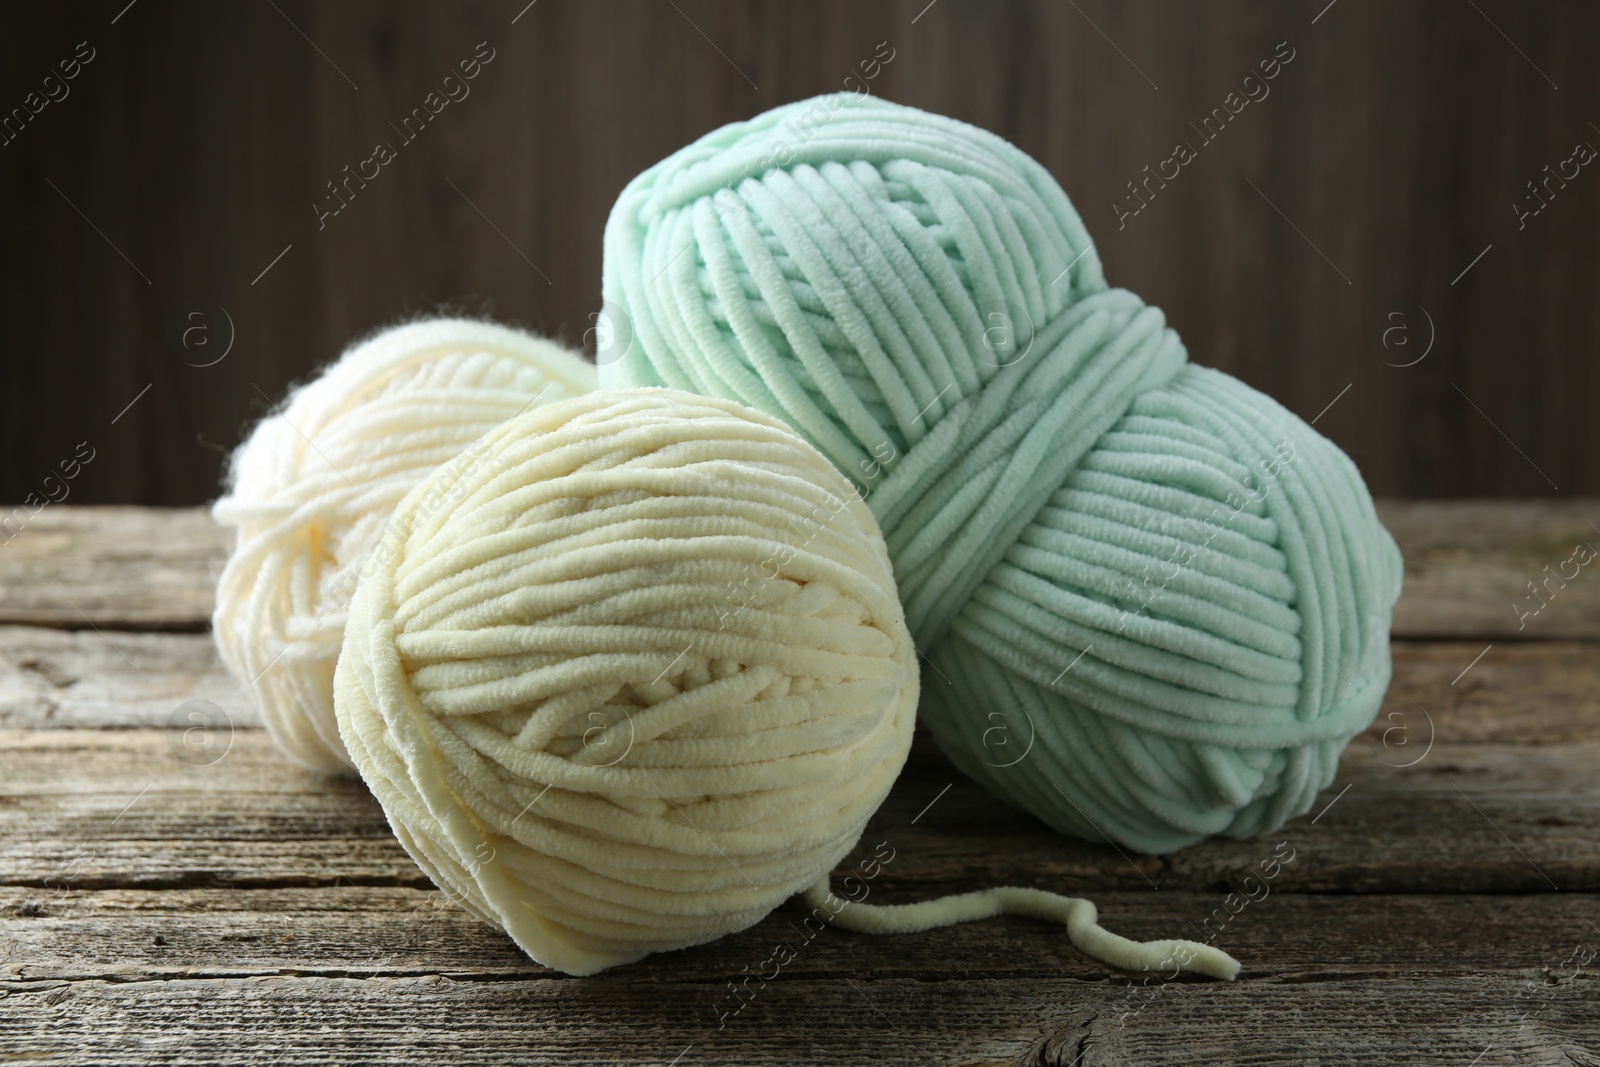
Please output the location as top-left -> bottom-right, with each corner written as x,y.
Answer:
802,876 -> 1241,980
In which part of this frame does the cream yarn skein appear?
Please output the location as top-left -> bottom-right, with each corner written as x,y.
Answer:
335,387 -> 920,974
333,386 -> 1239,979
213,318 -> 596,772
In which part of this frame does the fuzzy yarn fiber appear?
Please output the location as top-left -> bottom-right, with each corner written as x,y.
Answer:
213,318 -> 595,771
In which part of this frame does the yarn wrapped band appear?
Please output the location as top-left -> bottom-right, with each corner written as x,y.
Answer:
213,318 -> 595,771
333,387 -> 1239,979
601,94 -> 1404,853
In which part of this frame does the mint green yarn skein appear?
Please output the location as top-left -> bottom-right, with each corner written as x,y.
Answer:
599,94 -> 1404,854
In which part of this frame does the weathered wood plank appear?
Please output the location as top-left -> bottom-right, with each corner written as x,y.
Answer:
4,887 -> 1595,983
1,971 -> 1594,1067
0,626 -> 256,730
1377,498 -> 1600,639
2,729 -> 1595,895
1,503 -> 1596,1064
0,507 -> 225,629
5,502 -> 1600,638
1379,638 -> 1600,744
3,624 -> 1595,743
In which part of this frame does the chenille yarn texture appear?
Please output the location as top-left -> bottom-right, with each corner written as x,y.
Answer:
331,388 -> 922,975
600,93 -> 1405,853
213,318 -> 595,772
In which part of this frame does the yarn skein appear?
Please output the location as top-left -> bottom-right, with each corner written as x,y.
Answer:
332,387 -> 1239,979
600,94 -> 1405,853
213,318 -> 596,772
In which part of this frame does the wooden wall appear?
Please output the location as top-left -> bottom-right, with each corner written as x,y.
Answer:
2,0 -> 1596,505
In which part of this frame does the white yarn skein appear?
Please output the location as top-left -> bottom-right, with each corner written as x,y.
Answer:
334,388 -> 922,975
212,318 -> 596,772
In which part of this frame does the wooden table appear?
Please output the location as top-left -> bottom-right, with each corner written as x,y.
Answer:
2,502 -> 1596,1065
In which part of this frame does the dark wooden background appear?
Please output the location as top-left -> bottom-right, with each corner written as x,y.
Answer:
2,0 -> 1596,506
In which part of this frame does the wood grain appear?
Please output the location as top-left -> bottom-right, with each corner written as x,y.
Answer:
0,507 -> 225,629
2,972 -> 1594,1066
5,2 -> 1600,506
5,887 -> 1596,982
0,625 -> 256,730
1377,498 -> 1600,638
4,626 -> 1596,743
6,502 -> 1600,636
2,727 -> 1594,895
3,502 -> 1597,1064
